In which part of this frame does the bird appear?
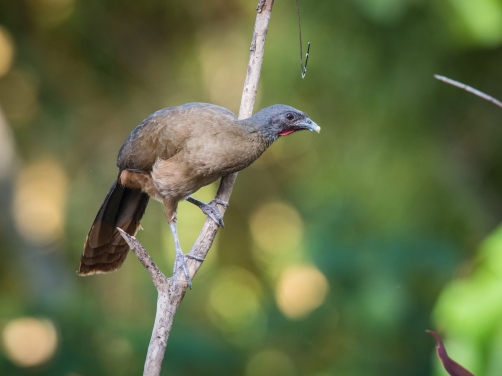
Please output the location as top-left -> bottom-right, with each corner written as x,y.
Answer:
78,102 -> 320,286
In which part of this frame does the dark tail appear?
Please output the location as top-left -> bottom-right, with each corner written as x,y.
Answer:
78,181 -> 149,276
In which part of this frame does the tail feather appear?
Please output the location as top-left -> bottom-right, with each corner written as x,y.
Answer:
78,180 -> 149,276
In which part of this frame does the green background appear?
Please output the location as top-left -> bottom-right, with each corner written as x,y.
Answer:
1,0 -> 502,375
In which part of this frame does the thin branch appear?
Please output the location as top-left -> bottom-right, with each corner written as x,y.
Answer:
116,228 -> 168,290
118,1 -> 276,375
434,74 -> 502,109
187,0 -> 275,274
296,0 -> 310,79
238,0 -> 275,119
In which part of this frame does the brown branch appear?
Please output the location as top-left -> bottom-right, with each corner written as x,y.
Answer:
434,74 -> 502,109
118,1 -> 275,375
116,228 -> 168,290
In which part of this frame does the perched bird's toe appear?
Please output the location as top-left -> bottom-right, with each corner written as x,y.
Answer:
174,252 -> 193,289
200,202 -> 225,228
187,253 -> 205,262
173,250 -> 204,289
211,198 -> 229,207
186,196 -> 225,227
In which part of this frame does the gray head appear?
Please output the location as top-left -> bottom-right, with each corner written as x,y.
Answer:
248,104 -> 320,142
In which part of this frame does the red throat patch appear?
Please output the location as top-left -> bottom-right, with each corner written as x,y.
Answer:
278,129 -> 296,136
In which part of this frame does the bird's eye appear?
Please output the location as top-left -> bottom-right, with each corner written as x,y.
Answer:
285,113 -> 295,121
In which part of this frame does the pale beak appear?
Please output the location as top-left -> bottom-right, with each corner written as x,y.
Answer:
297,118 -> 320,133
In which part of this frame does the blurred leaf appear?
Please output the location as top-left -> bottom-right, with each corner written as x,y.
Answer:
428,330 -> 475,376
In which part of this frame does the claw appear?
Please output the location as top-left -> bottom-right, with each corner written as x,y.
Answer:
173,252 -> 205,289
173,252 -> 193,289
187,196 -> 226,228
187,254 -> 205,262
211,198 -> 229,207
169,197 -> 224,289
204,207 -> 225,228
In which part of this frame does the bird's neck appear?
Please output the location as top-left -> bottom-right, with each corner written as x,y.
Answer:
237,118 -> 277,147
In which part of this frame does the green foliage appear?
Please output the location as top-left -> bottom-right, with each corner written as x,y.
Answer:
433,224 -> 502,375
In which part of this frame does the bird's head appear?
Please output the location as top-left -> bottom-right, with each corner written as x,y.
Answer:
249,104 -> 320,141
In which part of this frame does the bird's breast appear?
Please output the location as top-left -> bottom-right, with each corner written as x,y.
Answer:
185,134 -> 268,178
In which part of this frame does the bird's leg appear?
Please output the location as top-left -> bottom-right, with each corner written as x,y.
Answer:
186,196 -> 228,228
164,199 -> 204,289
169,220 -> 204,289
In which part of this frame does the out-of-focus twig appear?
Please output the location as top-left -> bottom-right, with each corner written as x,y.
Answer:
434,74 -> 502,109
296,0 -> 310,79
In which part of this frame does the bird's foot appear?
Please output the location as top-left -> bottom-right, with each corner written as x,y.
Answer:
210,198 -> 229,207
203,199 -> 228,227
173,251 -> 205,289
187,197 -> 228,228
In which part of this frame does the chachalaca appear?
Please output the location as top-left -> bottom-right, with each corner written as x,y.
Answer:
78,103 -> 319,286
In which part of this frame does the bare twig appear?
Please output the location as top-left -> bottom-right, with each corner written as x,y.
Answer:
119,1 -> 275,375
239,0 -> 275,118
296,0 -> 310,79
434,74 -> 502,109
116,228 -> 167,290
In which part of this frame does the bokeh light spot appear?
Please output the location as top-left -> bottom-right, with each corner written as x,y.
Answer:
28,0 -> 75,27
199,33 -> 248,113
97,335 -> 136,375
245,349 -> 297,376
207,267 -> 266,345
0,69 -> 40,125
0,26 -> 15,77
13,159 -> 68,246
250,201 -> 304,255
275,265 -> 329,320
449,0 -> 502,45
2,317 -> 58,367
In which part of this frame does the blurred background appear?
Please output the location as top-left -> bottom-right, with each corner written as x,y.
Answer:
1,0 -> 502,375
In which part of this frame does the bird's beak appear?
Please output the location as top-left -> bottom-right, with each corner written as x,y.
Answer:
297,118 -> 321,133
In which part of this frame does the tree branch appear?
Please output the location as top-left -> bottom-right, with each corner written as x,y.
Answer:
118,1 -> 275,375
434,74 -> 502,109
116,228 -> 168,290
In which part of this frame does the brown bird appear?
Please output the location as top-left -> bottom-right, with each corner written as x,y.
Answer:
78,103 -> 319,286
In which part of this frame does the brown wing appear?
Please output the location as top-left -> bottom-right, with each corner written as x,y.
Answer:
116,103 -> 238,171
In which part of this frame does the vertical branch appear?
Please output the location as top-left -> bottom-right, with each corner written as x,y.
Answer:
119,2 -> 276,375
239,0 -> 275,119
186,0 -> 275,264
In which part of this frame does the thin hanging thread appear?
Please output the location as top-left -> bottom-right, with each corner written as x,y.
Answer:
296,0 -> 310,79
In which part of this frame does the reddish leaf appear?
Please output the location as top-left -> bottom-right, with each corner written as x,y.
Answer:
427,330 -> 475,376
